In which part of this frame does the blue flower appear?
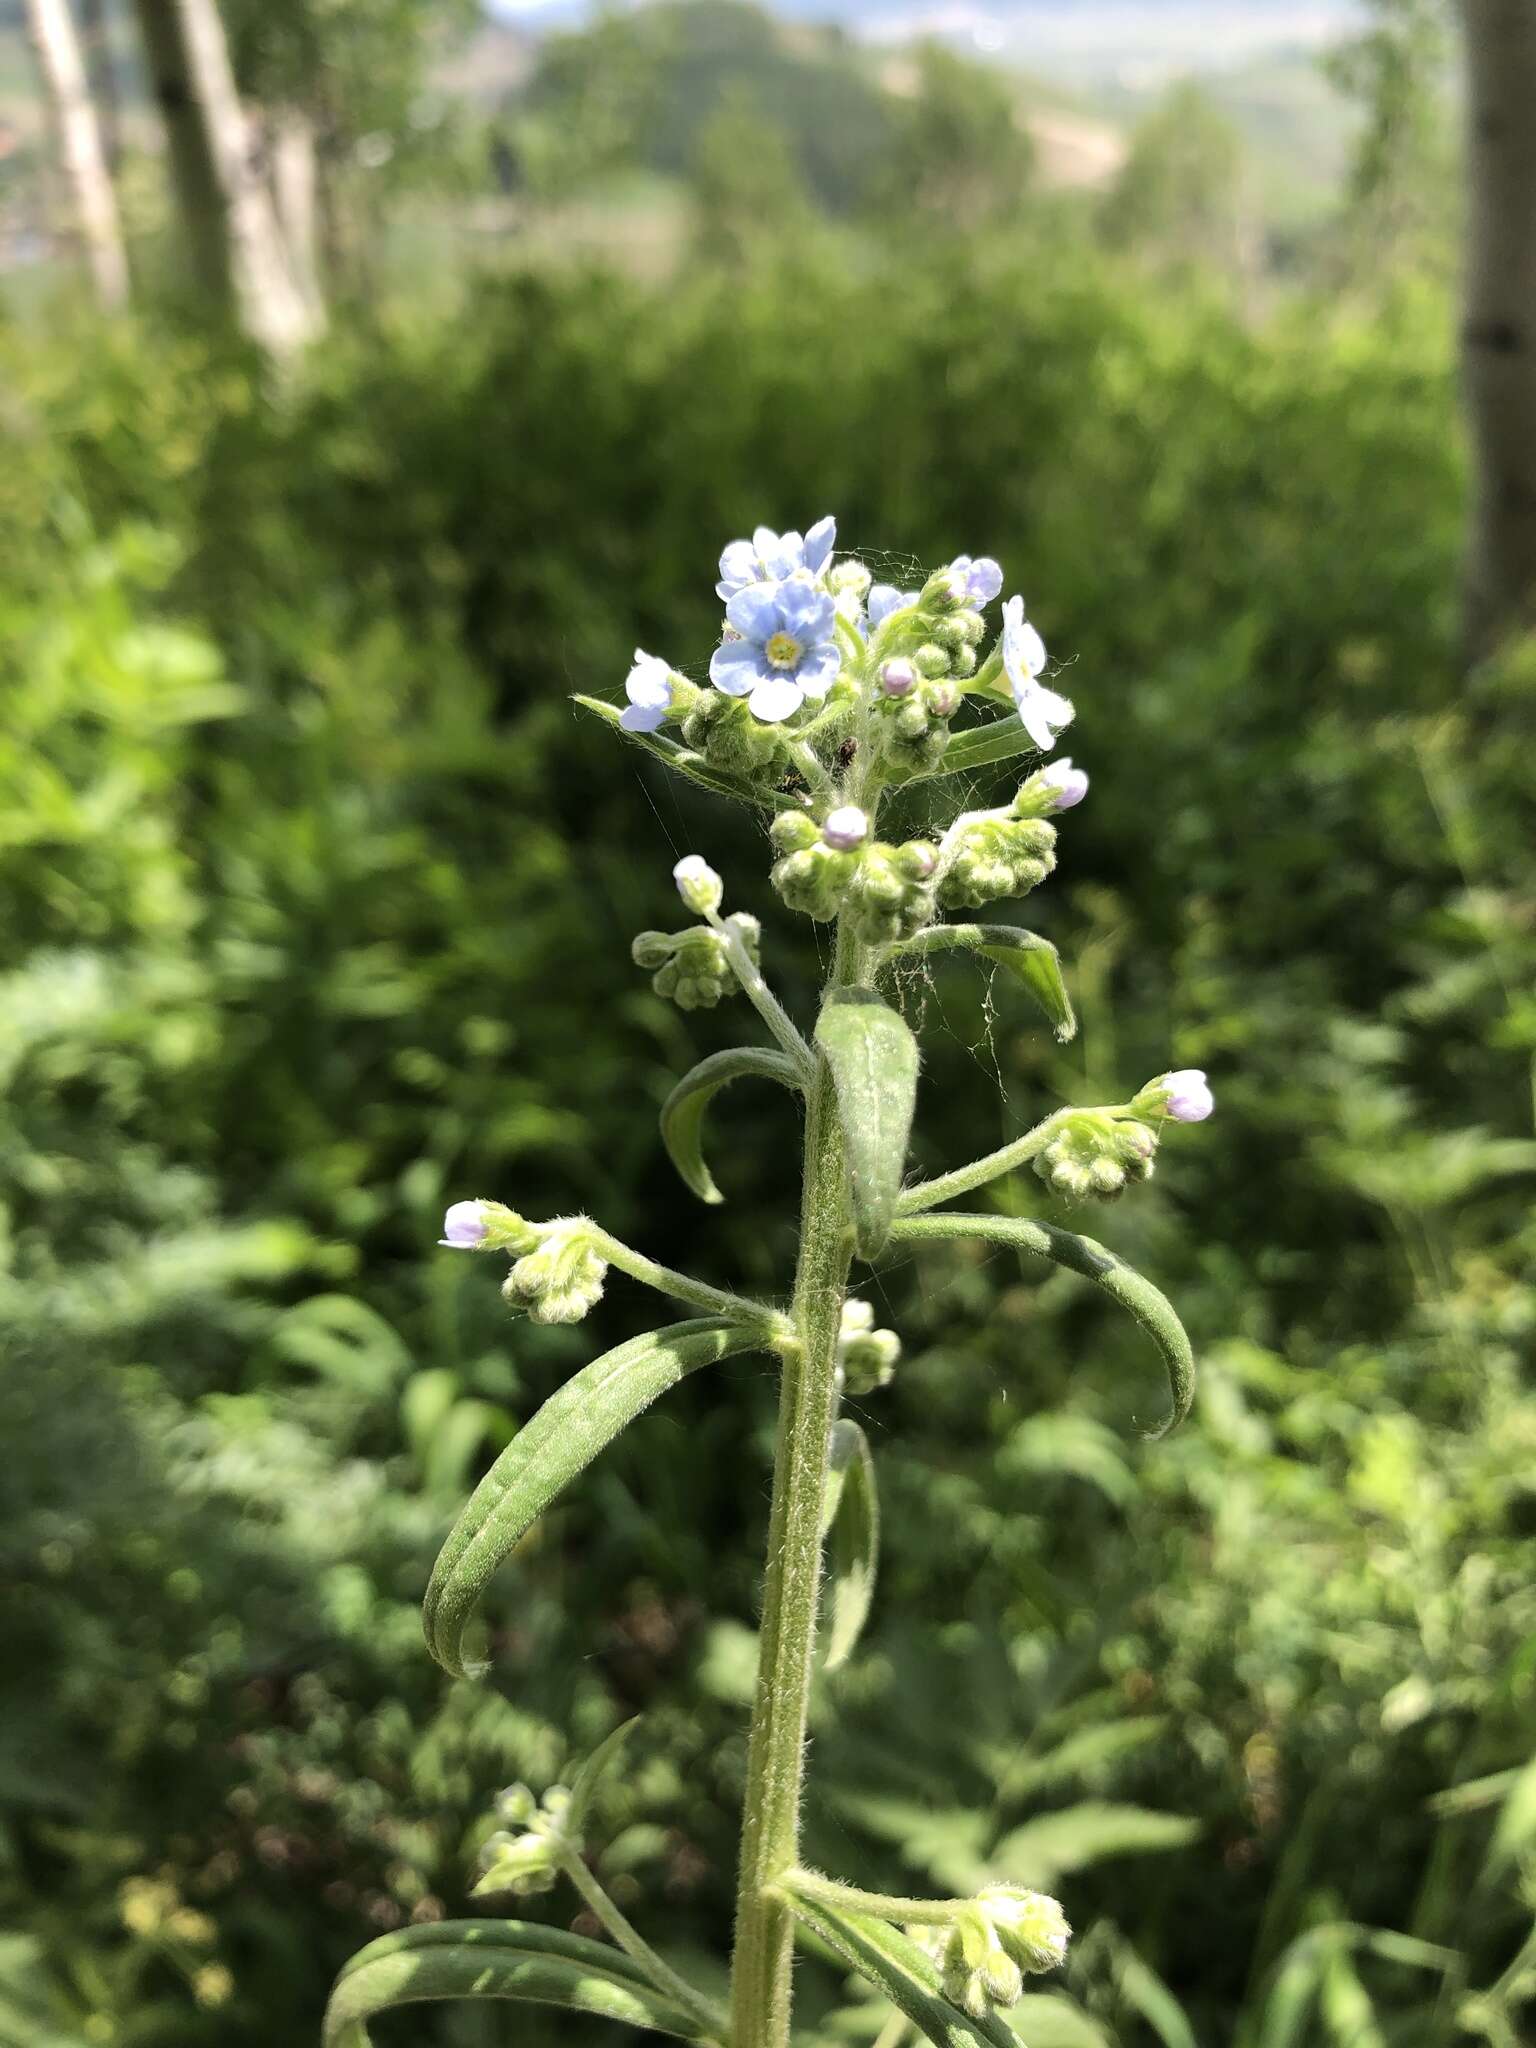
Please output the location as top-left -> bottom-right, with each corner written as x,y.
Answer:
620,650 -> 674,732
1001,594 -> 1074,752
717,517 -> 836,601
866,582 -> 920,631
950,554 -> 1003,604
710,579 -> 841,724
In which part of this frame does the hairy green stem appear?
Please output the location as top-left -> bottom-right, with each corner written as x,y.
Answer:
584,1224 -> 790,1339
555,1846 -> 731,2041
707,907 -> 816,1078
729,912 -> 863,2048
896,1108 -> 1065,1214
782,1868 -> 971,1927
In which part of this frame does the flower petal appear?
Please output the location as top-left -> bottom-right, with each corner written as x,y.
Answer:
776,579 -> 835,641
793,643 -> 841,698
748,673 -> 804,723
803,514 -> 837,574
620,702 -> 666,731
726,583 -> 783,642
710,639 -> 766,694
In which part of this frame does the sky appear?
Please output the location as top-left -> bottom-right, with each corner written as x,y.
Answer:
484,0 -> 1365,78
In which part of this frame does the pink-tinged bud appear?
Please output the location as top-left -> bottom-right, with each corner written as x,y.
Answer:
440,1200 -> 490,1249
880,658 -> 917,699
1163,1069 -> 1214,1121
1038,757 -> 1089,811
822,805 -> 870,852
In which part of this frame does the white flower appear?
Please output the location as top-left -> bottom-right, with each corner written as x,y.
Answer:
673,854 -> 723,918
620,650 -> 674,733
1001,594 -> 1074,753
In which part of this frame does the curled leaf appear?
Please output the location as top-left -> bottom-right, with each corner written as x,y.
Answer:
424,1319 -> 759,1676
324,1920 -> 703,2046
661,1047 -> 805,1205
815,988 -> 920,1261
890,1213 -> 1195,1436
821,1418 -> 879,1672
893,923 -> 1076,1042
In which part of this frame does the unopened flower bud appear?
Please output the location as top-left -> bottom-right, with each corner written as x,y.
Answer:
923,680 -> 960,720
914,642 -> 951,679
1034,1110 -> 1158,1203
880,657 -> 918,699
921,566 -> 969,612
440,1200 -> 540,1254
894,700 -> 930,740
822,805 -> 870,852
772,844 -> 856,921
770,808 -> 821,854
1016,757 -> 1089,816
939,816 -> 1058,911
494,1783 -> 539,1826
981,1886 -> 1072,1974
673,854 -> 723,918
829,558 -> 872,600
895,840 -> 937,882
949,642 -> 979,678
940,1887 -> 1070,2016
1134,1068 -> 1215,1123
631,929 -> 677,969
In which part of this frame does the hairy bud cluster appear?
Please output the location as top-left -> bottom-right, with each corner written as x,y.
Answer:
937,815 -> 1057,911
681,689 -> 788,775
769,810 -> 937,942
836,1298 -> 902,1395
632,915 -> 761,1010
873,662 -> 967,778
472,1782 -> 574,1900
1035,1111 -> 1157,1203
940,1887 -> 1071,2019
503,1218 -> 609,1324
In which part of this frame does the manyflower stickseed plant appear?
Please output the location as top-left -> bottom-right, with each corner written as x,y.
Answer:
325,519 -> 1213,2048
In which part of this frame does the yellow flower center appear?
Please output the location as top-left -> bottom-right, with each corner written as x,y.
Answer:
764,631 -> 802,669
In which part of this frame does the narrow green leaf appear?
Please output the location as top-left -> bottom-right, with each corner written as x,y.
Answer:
890,1213 -> 1195,1436
660,1047 -> 804,1205
912,713 -> 1042,781
573,694 -> 764,807
991,1802 -> 1199,1888
566,1717 -> 641,1835
822,1419 -> 879,1672
816,988 -> 920,1260
324,1921 -> 702,2047
1010,1995 -> 1115,2047
1109,1935 -> 1199,2048
893,923 -> 1076,1043
784,1892 -> 1016,2048
423,1319 -> 759,1676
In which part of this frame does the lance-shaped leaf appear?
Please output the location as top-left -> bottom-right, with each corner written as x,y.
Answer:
894,923 -> 1076,1043
912,712 -> 1041,782
424,1319 -> 759,1676
574,694 -> 764,807
820,1419 -> 879,1672
324,1920 -> 704,2047
890,1214 -> 1195,1436
784,1891 -> 1016,2048
815,988 -> 919,1261
565,1716 -> 641,1836
661,1047 -> 805,1205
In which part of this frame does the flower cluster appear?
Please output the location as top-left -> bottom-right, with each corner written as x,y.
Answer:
939,1886 -> 1071,2019
769,809 -> 938,943
439,1203 -> 608,1324
471,1783 -> 574,1899
836,1298 -> 901,1396
612,517 -> 1075,770
632,916 -> 762,1010
1034,1071 -> 1216,1204
937,814 -> 1057,911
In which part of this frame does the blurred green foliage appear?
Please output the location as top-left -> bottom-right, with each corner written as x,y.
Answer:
0,208 -> 1533,2048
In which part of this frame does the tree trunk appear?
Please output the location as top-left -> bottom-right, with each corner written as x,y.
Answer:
131,0 -> 322,356
266,105 -> 325,320
1460,0 -> 1536,660
25,0 -> 130,310
78,0 -> 122,172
